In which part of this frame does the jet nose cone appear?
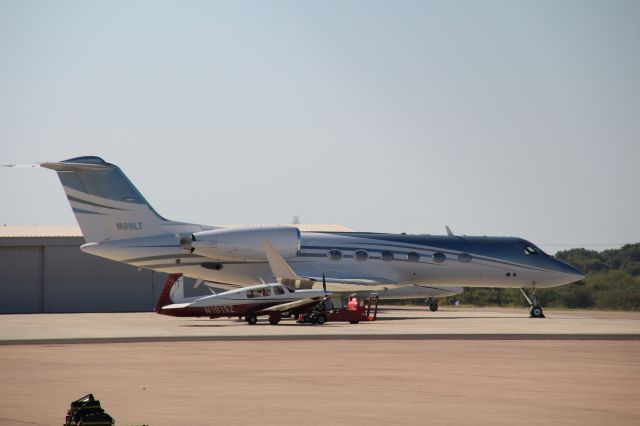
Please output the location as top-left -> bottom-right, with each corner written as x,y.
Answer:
555,259 -> 586,282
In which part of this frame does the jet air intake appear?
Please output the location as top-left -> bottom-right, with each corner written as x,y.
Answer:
181,226 -> 301,261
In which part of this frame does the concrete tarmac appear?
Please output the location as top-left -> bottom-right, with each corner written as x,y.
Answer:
1,307 -> 639,425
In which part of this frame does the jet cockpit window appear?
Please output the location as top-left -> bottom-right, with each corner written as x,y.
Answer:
273,286 -> 285,295
524,245 -> 541,255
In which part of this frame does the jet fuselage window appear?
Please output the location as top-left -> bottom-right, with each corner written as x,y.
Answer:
407,252 -> 420,262
381,251 -> 394,262
458,253 -> 472,263
433,252 -> 446,263
355,250 -> 368,261
328,250 -> 342,261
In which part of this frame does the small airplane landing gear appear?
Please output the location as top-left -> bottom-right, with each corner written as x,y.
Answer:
425,298 -> 439,312
520,288 -> 545,318
246,314 -> 258,325
315,314 -> 326,325
269,313 -> 281,325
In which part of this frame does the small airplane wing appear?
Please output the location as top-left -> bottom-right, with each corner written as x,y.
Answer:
255,296 -> 326,314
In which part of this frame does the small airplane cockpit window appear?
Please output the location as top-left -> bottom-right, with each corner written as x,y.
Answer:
458,253 -> 472,263
246,288 -> 272,298
259,288 -> 272,296
328,250 -> 342,261
381,251 -> 394,262
407,252 -> 420,262
433,252 -> 446,263
273,286 -> 285,295
354,250 -> 368,261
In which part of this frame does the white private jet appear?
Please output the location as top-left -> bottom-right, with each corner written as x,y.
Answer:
36,156 -> 584,317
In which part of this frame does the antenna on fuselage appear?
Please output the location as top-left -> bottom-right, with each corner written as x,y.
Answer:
446,226 -> 454,237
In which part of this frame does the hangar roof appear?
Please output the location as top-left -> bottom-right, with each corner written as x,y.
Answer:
0,225 -> 82,238
0,223 -> 354,238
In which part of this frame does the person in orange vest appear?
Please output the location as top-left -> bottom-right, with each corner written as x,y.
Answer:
347,297 -> 359,311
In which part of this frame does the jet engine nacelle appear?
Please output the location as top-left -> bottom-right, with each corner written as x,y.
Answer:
184,226 -> 301,261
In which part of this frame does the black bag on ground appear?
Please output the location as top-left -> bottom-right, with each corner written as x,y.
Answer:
64,394 -> 114,426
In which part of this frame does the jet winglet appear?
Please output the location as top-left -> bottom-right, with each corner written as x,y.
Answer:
446,226 -> 454,237
261,240 -> 301,281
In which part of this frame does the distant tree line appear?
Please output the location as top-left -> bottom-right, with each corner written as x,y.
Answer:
399,243 -> 640,310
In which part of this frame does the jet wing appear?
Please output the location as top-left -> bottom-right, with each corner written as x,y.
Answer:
304,276 -> 397,292
261,240 -> 398,290
255,296 -> 326,314
261,240 -> 301,281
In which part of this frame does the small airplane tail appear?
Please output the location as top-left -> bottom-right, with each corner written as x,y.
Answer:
155,273 -> 183,313
41,156 -> 205,243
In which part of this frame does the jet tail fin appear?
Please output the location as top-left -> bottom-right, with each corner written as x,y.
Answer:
41,156 -> 205,243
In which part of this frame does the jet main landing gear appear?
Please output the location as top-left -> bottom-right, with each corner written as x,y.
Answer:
520,288 -> 545,318
425,298 -> 439,312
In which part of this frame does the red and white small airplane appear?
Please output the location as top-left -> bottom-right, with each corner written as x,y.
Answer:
156,275 -> 329,325
156,242 -> 331,325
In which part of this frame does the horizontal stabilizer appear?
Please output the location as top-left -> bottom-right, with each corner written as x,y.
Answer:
161,303 -> 191,310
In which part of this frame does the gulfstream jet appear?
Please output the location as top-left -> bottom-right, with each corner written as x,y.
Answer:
39,156 -> 584,317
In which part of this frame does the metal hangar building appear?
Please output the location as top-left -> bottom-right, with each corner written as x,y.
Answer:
0,225 -> 169,314
0,223 -> 353,314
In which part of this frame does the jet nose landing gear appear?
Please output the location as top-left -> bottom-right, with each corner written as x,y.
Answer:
520,288 -> 545,318
529,305 -> 545,318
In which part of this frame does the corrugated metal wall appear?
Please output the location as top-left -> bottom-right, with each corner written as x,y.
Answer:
0,246 -> 44,313
0,238 -> 170,313
43,246 -> 156,312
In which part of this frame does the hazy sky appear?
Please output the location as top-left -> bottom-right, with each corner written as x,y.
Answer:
1,0 -> 638,253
